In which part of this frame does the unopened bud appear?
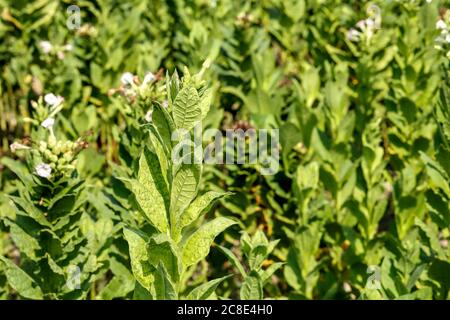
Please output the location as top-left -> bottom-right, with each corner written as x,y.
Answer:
58,157 -> 67,166
48,135 -> 57,148
53,142 -> 62,155
44,149 -> 53,159
64,152 -> 73,162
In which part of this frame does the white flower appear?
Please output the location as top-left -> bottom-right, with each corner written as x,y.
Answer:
41,117 -> 55,129
162,100 -> 169,108
10,142 -> 30,153
121,72 -> 134,86
64,44 -> 73,51
35,163 -> 52,178
365,18 -> 375,28
142,72 -> 156,86
426,0 -> 432,3
436,20 -> 447,30
347,29 -> 361,41
343,282 -> 352,293
44,93 -> 64,107
351,16 -> 380,42
145,110 -> 153,122
446,35 -> 450,44
39,41 -> 53,54
356,20 -> 366,30
441,239 -> 449,248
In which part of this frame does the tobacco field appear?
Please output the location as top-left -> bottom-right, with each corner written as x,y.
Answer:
0,0 -> 449,300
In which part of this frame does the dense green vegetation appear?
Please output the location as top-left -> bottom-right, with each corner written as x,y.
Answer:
0,0 -> 449,300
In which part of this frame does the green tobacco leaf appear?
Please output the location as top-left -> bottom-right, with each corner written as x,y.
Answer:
240,271 -> 263,300
199,88 -> 212,120
260,262 -> 284,284
98,258 -> 135,300
0,256 -> 43,299
148,129 -> 171,188
420,152 -> 450,196
167,70 -> 180,108
45,254 -> 64,277
4,220 -> 40,259
280,123 -> 302,156
177,191 -> 229,232
406,264 -> 427,292
249,245 -> 268,270
380,257 -> 401,298
99,276 -> 133,300
170,164 -> 201,223
251,230 -> 270,247
9,195 -> 50,227
182,217 -> 236,268
173,85 -> 201,131
147,234 -> 181,282
301,66 -> 320,108
133,281 -> 153,300
133,150 -> 169,233
415,218 -> 446,259
186,275 -> 231,300
428,259 -> 450,292
217,245 -> 246,277
154,263 -> 177,300
123,228 -> 155,292
152,103 -> 176,148
395,288 -> 433,300
1,157 -> 33,186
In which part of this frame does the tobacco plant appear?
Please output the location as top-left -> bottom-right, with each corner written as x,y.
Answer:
218,230 -> 282,299
0,97 -> 110,299
122,70 -> 236,299
1,0 -> 450,301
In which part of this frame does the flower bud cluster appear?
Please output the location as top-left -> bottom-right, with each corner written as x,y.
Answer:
435,12 -> 450,58
11,94 -> 87,180
33,137 -> 86,179
109,69 -> 165,104
26,93 -> 64,126
347,4 -> 381,44
38,40 -> 73,60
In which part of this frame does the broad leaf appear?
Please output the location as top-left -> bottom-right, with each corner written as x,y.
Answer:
147,234 -> 181,282
186,275 -> 231,300
148,128 -> 171,188
260,262 -> 284,284
152,103 -> 175,150
177,191 -> 228,232
199,88 -> 212,120
172,85 -> 201,131
240,271 -> 263,300
170,164 -> 201,223
217,245 -> 246,277
182,217 -> 236,268
123,228 -> 155,292
133,150 -> 169,233
0,256 -> 43,299
154,263 -> 177,300
4,220 -> 40,259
